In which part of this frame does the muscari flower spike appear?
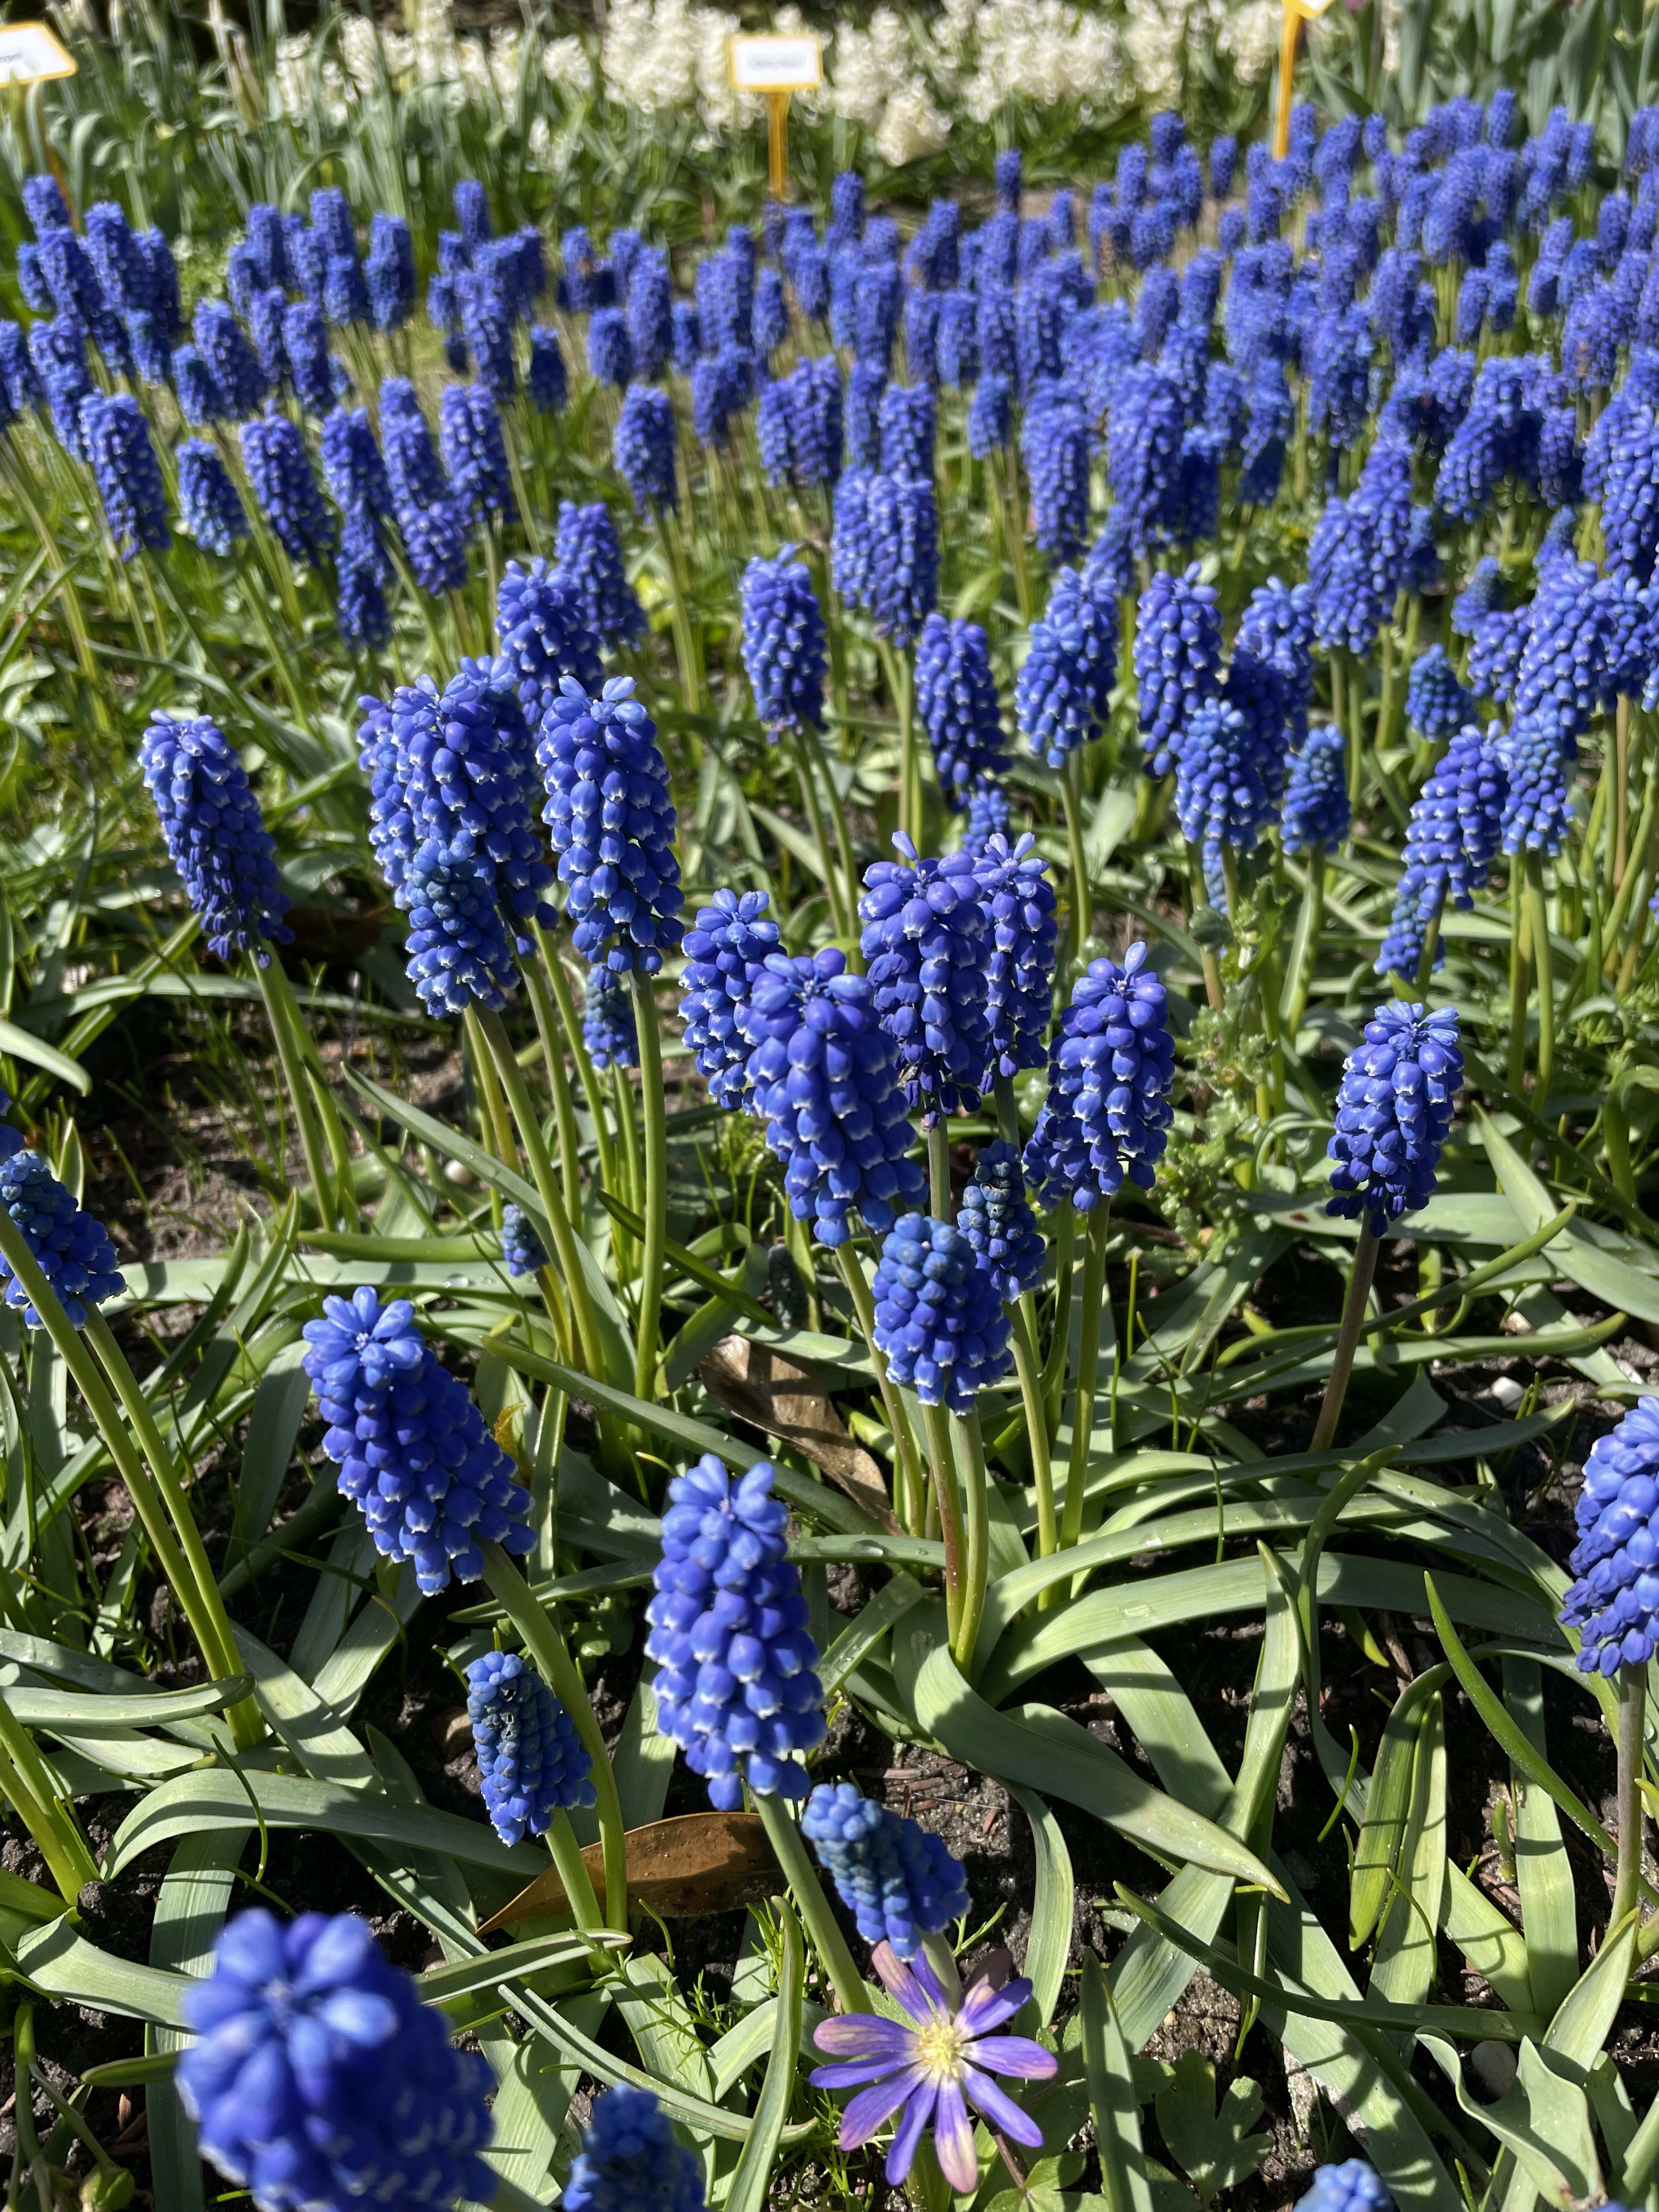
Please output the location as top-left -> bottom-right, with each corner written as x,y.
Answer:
741,550 -> 827,737
1406,644 -> 1475,742
565,2087 -> 707,2212
958,1139 -> 1047,1303
583,964 -> 639,1071
241,406 -> 335,568
499,1203 -> 548,1279
301,1285 -> 533,1590
974,832 -> 1058,1085
176,438 -> 249,557
465,1649 -> 595,1844
871,1213 -> 1012,1411
556,499 -> 646,652
495,557 -> 603,729
1294,2162 -> 1395,2212
1279,726 -> 1352,855
916,613 -> 1009,805
140,711 -> 293,963
0,1152 -> 125,1329
859,836 -> 992,1126
737,948 -> 926,1246
177,1908 -> 495,2212
645,1454 -> 825,1809
1015,562 -> 1118,769
803,1782 -> 970,1957
810,1944 -> 1057,2197
1134,564 -> 1223,777
1024,945 -> 1176,1211
678,889 -> 782,1113
1375,725 -> 1507,980
1326,1002 -> 1464,1236
84,391 -> 169,561
538,675 -> 684,975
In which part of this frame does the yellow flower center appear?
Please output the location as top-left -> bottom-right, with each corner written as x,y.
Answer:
911,2016 -> 968,2083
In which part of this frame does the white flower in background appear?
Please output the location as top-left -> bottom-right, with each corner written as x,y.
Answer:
876,79 -> 951,165
541,34 -> 595,96
959,0 -> 1126,126
274,32 -> 312,117
1121,0 -> 1183,104
1218,0 -> 1280,83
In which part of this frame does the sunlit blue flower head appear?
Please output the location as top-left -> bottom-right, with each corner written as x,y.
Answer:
176,438 -> 247,556
538,675 -> 683,974
871,1212 -> 1012,1412
241,406 -> 335,566
555,498 -> 646,651
737,947 -> 926,1245
1406,644 -> 1475,741
177,1909 -> 495,2212
83,392 -> 168,562
1326,1002 -> 1463,1235
958,1138 -> 1046,1302
741,550 -> 827,737
645,1454 -> 825,1807
495,557 -> 603,726
300,1285 -> 533,1586
1279,726 -> 1351,855
1561,1400 -> 1659,1675
916,614 -> 1008,806
974,832 -> 1058,1084
440,380 -> 516,527
582,964 -> 639,1071
678,888 -> 781,1113
499,1202 -> 548,1278
804,1784 -> 969,1956
1133,565 -> 1222,777
140,711 -> 292,963
1024,945 -> 1175,1209
1376,724 -> 1506,979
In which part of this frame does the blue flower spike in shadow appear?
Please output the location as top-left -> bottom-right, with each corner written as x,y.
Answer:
810,1943 -> 1057,2195
1295,2163 -> 1394,2212
177,1908 -> 495,2211
466,1648 -> 594,1845
803,1783 -> 970,1957
565,2086 -> 707,2212
0,1153 -> 125,1328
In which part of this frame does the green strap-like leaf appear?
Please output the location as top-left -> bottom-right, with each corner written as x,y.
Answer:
725,1904 -> 804,2212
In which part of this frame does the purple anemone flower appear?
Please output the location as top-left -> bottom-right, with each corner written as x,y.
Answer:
810,1944 -> 1056,2194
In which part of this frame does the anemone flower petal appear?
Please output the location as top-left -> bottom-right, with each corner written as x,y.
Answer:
812,2057 -> 911,2091
957,1976 -> 1032,2038
962,2063 -> 1047,2147
812,2014 -> 916,2061
964,2035 -> 1059,2080
932,2076 -> 981,2195
871,1940 -> 941,2026
840,2068 -> 926,2149
884,2079 -> 938,2186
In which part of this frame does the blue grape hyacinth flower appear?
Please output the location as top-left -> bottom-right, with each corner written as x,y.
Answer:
1406,643 -> 1475,742
565,2087 -> 707,2212
804,1782 -> 970,1957
176,438 -> 249,556
465,1649 -> 595,1844
1560,1399 -> 1659,1674
1376,725 -> 1507,980
1016,563 -> 1118,768
583,964 -> 639,1070
958,1139 -> 1047,1302
177,1909 -> 495,2212
84,392 -> 169,561
645,1454 -> 825,1809
1280,726 -> 1351,854
0,1153 -> 125,1329
495,557 -> 603,727
679,889 -> 782,1113
811,1945 -> 1057,2196
974,833 -> 1059,1084
555,499 -> 646,652
1024,946 -> 1176,1210
916,614 -> 1009,805
1326,1002 -> 1463,1235
400,839 -> 521,1015
614,379 -> 678,515
741,550 -> 827,737
859,836 -> 992,1125
1295,2163 -> 1394,2212
1135,565 -> 1223,776
140,711 -> 293,963
871,1213 -> 1013,1411
737,948 -> 926,1246
302,1287 -> 532,1589
499,1203 -> 548,1278
241,406 -> 335,567
538,675 -> 684,975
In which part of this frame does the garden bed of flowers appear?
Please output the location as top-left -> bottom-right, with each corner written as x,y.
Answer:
0,18 -> 1658,2212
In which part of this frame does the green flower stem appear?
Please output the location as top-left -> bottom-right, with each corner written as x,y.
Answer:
1525,850 -> 1555,1105
629,972 -> 669,1405
1615,696 -> 1633,885
467,1007 -> 572,1357
0,1689 -> 97,1901
788,730 -> 850,941
1184,842 -> 1224,1013
1612,1664 -> 1649,1929
522,957 -> 585,1217
1414,884 -> 1448,998
803,724 -> 863,962
1059,1206 -> 1110,1556
836,1244 -> 926,1535
476,1005 -> 607,1389
482,1541 -> 629,1933
877,640 -> 919,846
1061,751 -> 1092,974
952,1409 -> 990,1671
546,1804 -> 604,1933
753,1791 -> 868,2014
1282,844 -> 1324,1041
535,930 -> 619,1203
1506,871 -> 1531,1095
1605,1087 -> 1639,1206
1308,1227 -> 1380,1453
662,507 -> 708,719
253,954 -> 337,1232
920,1397 -> 967,1649
1040,1207 -> 1076,1440
1009,1301 -> 1057,1564
927,1124 -> 953,1218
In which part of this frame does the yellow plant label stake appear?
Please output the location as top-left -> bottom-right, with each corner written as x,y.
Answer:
1273,0 -> 1336,161
729,32 -> 823,200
